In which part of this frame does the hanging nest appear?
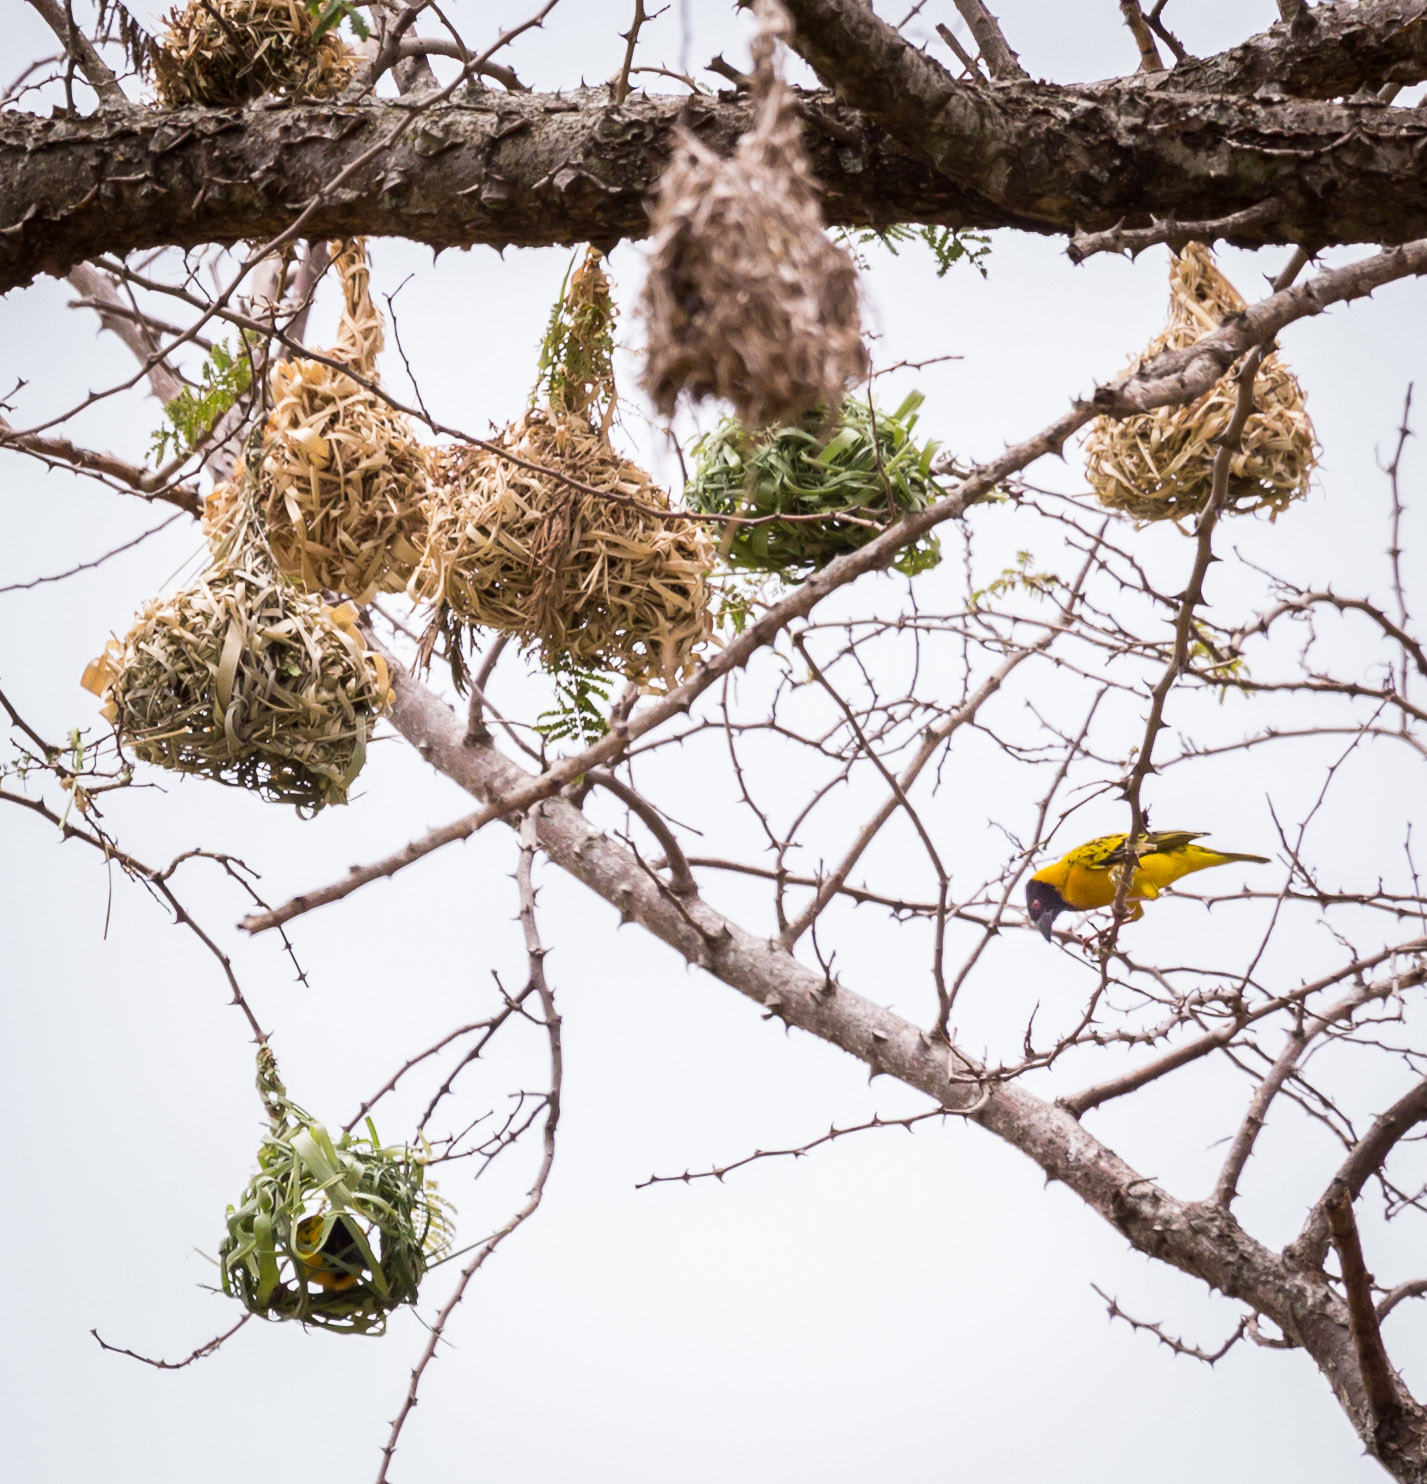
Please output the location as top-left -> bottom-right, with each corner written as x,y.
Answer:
219,1048 -> 453,1334
82,492 -> 394,812
685,391 -> 944,579
411,249 -> 714,690
415,414 -> 713,689
1083,243 -> 1317,522
638,0 -> 867,429
259,241 -> 434,604
153,0 -> 357,108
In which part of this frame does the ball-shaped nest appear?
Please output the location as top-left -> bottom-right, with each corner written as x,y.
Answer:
683,392 -> 943,579
88,561 -> 392,812
153,0 -> 357,108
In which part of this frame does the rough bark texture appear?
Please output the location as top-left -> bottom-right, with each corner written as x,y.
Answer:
7,77 -> 1427,293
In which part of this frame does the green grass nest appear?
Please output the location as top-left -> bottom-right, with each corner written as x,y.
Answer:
219,1063 -> 451,1333
684,392 -> 943,578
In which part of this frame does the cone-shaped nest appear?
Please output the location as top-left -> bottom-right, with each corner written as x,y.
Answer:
153,0 -> 357,107
259,241 -> 433,604
84,496 -> 393,812
219,1049 -> 452,1334
685,391 -> 943,578
1083,243 -> 1316,522
638,0 -> 866,429
414,413 -> 714,689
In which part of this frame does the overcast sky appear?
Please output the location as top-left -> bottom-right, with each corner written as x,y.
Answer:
3,3 -> 1423,1481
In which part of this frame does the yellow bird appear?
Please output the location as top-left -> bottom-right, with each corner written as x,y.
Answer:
294,1213 -> 367,1292
1025,830 -> 1269,941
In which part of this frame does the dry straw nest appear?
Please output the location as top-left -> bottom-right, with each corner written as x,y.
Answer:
84,512 -> 393,813
415,413 -> 714,689
153,0 -> 357,108
259,242 -> 433,603
412,248 -> 714,690
219,1049 -> 452,1334
1083,243 -> 1316,522
638,0 -> 867,429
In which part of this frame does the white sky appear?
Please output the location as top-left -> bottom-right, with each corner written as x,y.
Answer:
2,2 -> 1422,1481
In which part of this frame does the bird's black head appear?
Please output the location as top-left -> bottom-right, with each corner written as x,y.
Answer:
1025,879 -> 1068,942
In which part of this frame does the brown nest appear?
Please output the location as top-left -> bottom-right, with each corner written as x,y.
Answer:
83,518 -> 393,812
153,0 -> 357,108
1083,243 -> 1317,522
638,0 -> 867,430
258,242 -> 433,604
412,413 -> 714,690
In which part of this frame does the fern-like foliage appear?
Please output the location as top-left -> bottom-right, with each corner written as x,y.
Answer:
149,338 -> 254,463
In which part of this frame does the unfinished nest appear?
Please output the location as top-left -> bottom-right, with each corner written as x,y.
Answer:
686,391 -> 943,578
219,1049 -> 452,1334
638,0 -> 867,429
83,503 -> 393,812
153,0 -> 357,108
412,249 -> 714,689
1083,243 -> 1316,522
415,414 -> 713,688
259,242 -> 433,604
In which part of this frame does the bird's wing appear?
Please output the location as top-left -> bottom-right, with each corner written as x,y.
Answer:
1098,830 -> 1206,864
1062,833 -> 1129,871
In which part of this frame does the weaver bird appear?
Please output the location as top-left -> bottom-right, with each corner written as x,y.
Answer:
1025,830 -> 1269,941
294,1213 -> 367,1292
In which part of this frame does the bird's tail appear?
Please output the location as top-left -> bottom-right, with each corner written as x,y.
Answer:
1207,850 -> 1270,865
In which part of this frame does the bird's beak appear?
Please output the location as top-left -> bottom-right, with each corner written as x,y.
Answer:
1037,912 -> 1056,943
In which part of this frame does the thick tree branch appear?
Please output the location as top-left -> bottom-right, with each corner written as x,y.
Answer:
344,660 -> 1421,1466
1326,1188 -> 1411,1458
9,75 -> 1427,293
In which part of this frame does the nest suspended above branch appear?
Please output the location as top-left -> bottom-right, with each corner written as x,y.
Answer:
1083,243 -> 1317,523
685,392 -> 944,579
411,249 -> 714,690
638,0 -> 867,429
153,0 -> 358,108
84,479 -> 393,813
259,240 -> 433,604
219,1048 -> 452,1334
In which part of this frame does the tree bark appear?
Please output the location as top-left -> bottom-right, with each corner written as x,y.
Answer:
6,78 -> 1427,293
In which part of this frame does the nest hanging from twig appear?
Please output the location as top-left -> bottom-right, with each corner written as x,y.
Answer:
84,482 -> 393,813
153,0 -> 357,108
685,391 -> 944,578
638,0 -> 866,429
219,1048 -> 453,1334
411,249 -> 714,690
258,241 -> 433,604
1083,243 -> 1317,522
414,414 -> 714,689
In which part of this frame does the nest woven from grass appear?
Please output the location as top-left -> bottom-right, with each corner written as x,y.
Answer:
638,0 -> 867,429
259,241 -> 433,604
1083,243 -> 1316,522
413,412 -> 714,689
686,391 -> 944,579
153,0 -> 357,107
219,1049 -> 452,1334
83,518 -> 393,812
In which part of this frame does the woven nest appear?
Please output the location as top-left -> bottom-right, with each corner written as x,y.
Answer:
83,527 -> 393,813
153,0 -> 357,108
413,412 -> 714,689
638,0 -> 866,429
259,242 -> 434,603
1083,243 -> 1316,522
219,1050 -> 452,1334
686,391 -> 943,578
